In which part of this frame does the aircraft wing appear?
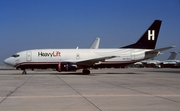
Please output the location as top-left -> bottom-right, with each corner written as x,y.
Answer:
76,56 -> 115,66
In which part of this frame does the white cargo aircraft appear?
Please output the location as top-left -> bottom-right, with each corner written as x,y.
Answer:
4,20 -> 174,74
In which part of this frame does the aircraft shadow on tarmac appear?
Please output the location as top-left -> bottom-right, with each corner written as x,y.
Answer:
146,69 -> 180,74
0,70 -> 141,76
56,72 -> 140,75
1,72 -> 141,76
4,69 -> 179,75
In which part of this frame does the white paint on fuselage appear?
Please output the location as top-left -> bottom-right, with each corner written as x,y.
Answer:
4,48 -> 152,67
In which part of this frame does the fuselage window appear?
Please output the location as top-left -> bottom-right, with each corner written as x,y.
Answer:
12,54 -> 20,58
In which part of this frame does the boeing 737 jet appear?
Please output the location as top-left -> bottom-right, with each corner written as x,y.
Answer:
4,20 -> 174,74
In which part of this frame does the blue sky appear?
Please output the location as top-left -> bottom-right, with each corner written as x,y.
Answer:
0,0 -> 180,63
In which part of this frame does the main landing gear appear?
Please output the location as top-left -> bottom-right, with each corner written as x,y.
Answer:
22,70 -> 27,74
82,69 -> 90,75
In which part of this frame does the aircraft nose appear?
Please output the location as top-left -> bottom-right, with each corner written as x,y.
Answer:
4,57 -> 15,66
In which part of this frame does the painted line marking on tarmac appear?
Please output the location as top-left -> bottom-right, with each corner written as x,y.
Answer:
0,94 -> 180,99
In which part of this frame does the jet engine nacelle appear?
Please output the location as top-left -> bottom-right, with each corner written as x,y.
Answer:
57,62 -> 77,72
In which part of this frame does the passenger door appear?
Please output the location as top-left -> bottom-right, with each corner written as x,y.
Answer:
26,51 -> 32,62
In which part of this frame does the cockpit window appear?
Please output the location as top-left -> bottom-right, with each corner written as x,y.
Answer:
12,54 -> 20,58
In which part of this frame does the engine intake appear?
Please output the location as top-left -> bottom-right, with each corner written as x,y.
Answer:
57,62 -> 77,72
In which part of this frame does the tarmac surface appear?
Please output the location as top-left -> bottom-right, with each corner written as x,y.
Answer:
0,68 -> 180,111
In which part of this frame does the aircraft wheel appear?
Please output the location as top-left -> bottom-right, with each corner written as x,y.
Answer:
82,69 -> 90,75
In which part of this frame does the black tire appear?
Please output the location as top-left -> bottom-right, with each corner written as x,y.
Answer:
82,69 -> 90,75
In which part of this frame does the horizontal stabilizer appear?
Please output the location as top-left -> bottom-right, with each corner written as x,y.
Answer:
144,46 -> 175,59
152,46 -> 175,52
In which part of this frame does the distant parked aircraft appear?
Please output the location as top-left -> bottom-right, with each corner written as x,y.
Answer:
89,38 -> 100,49
76,37 -> 100,49
160,52 -> 180,68
141,52 -> 179,68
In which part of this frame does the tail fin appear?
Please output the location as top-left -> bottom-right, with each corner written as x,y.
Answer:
89,38 -> 100,49
167,52 -> 179,60
122,20 -> 162,49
